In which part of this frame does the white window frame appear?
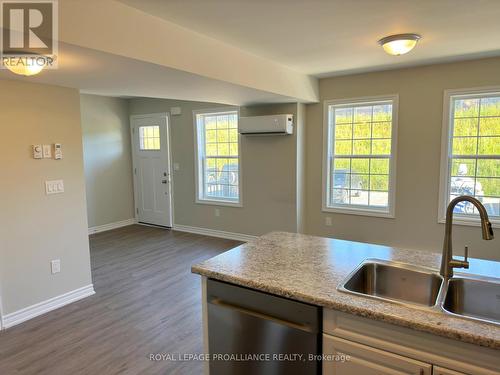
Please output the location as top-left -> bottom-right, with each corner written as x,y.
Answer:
322,95 -> 399,218
193,107 -> 242,207
438,87 -> 500,228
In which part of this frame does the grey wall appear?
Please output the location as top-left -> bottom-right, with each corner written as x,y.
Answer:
129,98 -> 302,235
0,80 -> 93,315
306,57 -> 500,260
84,58 -> 500,265
80,95 -> 135,228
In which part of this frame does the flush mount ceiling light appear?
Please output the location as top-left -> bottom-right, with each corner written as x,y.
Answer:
6,63 -> 44,76
4,55 -> 46,76
378,33 -> 421,56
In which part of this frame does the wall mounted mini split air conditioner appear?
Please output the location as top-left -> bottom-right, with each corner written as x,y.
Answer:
238,114 -> 293,135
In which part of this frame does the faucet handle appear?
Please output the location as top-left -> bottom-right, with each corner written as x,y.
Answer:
462,246 -> 470,269
449,246 -> 470,270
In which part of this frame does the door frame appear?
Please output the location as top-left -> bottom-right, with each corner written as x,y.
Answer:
130,112 -> 174,227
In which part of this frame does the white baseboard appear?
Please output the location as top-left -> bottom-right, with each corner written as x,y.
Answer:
172,224 -> 257,242
1,284 -> 95,329
88,218 -> 137,235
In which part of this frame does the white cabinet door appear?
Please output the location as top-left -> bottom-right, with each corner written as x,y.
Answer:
433,366 -> 467,375
323,334 -> 432,375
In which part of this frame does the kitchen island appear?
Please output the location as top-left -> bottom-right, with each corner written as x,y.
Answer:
192,232 -> 500,374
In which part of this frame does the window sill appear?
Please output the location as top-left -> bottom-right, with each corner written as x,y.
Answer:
196,198 -> 242,208
322,205 -> 395,219
438,216 -> 500,229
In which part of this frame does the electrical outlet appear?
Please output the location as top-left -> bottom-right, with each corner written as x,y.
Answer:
325,216 -> 333,226
215,208 -> 220,217
51,259 -> 61,274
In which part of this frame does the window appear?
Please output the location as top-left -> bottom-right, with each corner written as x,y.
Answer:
194,109 -> 241,206
323,96 -> 398,217
139,125 -> 160,150
439,89 -> 500,226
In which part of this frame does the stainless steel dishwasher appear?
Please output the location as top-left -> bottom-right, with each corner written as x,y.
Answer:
207,279 -> 321,375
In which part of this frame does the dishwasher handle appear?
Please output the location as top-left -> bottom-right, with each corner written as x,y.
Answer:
209,297 -> 315,333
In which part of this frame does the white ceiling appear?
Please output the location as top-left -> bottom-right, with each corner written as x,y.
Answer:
118,0 -> 500,77
0,43 -> 295,105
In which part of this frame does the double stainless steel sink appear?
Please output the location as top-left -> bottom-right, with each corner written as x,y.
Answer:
338,259 -> 500,326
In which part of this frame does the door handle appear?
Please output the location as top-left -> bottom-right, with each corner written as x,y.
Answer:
161,180 -> 167,184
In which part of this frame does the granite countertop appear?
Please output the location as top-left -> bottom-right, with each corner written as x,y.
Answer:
192,231 -> 500,349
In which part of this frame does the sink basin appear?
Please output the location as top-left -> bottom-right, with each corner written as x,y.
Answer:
339,260 -> 443,307
443,277 -> 500,325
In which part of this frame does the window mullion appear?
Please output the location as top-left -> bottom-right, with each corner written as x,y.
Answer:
472,100 -> 482,197
349,108 -> 354,205
368,106 -> 374,206
452,154 -> 499,159
201,116 -> 208,199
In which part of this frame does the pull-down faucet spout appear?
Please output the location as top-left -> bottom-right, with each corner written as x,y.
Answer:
440,196 -> 494,280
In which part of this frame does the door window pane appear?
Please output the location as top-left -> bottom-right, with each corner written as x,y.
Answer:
139,126 -> 160,150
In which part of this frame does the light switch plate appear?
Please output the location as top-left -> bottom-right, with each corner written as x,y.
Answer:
215,208 -> 220,217
45,180 -> 64,195
325,216 -> 333,226
173,162 -> 180,171
42,144 -> 52,158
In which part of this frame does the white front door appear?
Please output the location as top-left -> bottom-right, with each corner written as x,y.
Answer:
131,114 -> 172,227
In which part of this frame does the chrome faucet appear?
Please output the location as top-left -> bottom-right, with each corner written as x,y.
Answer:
440,196 -> 494,280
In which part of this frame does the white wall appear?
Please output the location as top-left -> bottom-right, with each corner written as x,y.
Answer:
0,80 -> 93,315
306,57 -> 500,260
80,94 -> 135,228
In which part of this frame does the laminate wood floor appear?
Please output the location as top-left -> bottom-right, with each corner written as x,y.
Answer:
0,225 -> 241,375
